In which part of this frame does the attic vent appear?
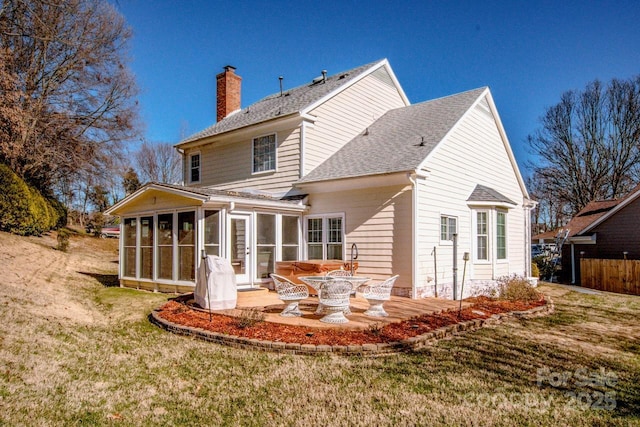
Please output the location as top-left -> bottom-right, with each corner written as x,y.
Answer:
338,73 -> 348,80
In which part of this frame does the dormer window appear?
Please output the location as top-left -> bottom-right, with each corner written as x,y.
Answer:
252,134 -> 276,174
189,153 -> 200,183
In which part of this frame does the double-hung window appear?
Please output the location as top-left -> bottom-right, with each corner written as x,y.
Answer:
306,215 -> 344,260
440,215 -> 457,242
476,211 -> 488,261
496,211 -> 507,260
189,153 -> 200,183
252,134 -> 276,173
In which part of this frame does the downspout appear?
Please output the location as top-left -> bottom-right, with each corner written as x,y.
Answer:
408,173 -> 418,299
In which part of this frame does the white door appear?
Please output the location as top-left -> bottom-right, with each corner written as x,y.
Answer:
229,214 -> 251,284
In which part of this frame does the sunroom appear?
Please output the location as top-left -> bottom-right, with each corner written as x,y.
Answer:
105,183 -> 308,293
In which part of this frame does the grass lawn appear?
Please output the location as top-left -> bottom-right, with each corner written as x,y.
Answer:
0,232 -> 639,426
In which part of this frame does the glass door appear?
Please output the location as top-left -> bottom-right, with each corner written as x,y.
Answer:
229,214 -> 251,284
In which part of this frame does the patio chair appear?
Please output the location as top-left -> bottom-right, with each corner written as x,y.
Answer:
270,274 -> 309,317
326,269 -> 352,277
358,275 -> 399,317
326,268 -> 355,301
318,279 -> 353,324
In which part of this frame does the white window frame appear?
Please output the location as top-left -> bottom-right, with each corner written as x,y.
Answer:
304,213 -> 345,260
474,210 -> 490,263
440,214 -> 458,245
188,152 -> 201,184
496,210 -> 508,261
252,133 -> 277,174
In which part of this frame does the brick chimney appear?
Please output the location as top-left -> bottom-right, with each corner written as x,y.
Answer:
216,65 -> 241,122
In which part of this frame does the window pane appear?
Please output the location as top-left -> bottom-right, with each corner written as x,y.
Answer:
440,217 -> 447,240
282,216 -> 299,245
124,247 -> 136,277
190,154 -> 200,182
257,214 -> 275,245
178,211 -> 195,245
477,236 -> 488,260
204,210 -> 219,244
158,214 -> 173,245
327,244 -> 342,260
308,244 -> 323,260
257,247 -> 274,279
307,218 -> 322,243
253,134 -> 276,173
179,246 -> 195,281
328,217 -> 342,243
158,246 -> 173,279
140,248 -> 153,279
477,212 -> 487,234
204,245 -> 219,256
282,246 -> 298,261
449,218 -> 457,238
140,217 -> 153,246
124,217 -> 136,246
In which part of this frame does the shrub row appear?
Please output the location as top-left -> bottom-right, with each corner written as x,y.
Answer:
0,163 -> 66,235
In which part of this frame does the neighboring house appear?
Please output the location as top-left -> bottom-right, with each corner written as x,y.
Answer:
106,59 -> 534,299
560,185 -> 640,284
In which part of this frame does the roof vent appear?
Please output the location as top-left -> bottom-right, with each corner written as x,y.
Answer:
419,136 -> 425,146
322,70 -> 327,83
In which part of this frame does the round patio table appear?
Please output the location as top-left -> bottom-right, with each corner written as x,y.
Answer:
298,276 -> 370,321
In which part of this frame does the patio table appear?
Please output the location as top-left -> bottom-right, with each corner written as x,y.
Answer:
298,276 -> 370,322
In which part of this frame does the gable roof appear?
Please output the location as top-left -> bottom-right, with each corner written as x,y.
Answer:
178,59 -> 403,145
578,183 -> 640,235
564,199 -> 621,237
467,184 -> 517,205
297,87 -> 487,183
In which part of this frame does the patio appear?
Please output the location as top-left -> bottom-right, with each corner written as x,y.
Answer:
212,288 -> 472,330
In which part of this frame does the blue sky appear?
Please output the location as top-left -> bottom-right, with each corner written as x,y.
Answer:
115,0 -> 640,176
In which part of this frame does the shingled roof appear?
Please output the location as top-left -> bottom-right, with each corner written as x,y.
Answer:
179,59 -> 387,145
297,87 -> 487,183
467,184 -> 516,205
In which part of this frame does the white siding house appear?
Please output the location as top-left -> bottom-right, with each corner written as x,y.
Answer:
107,59 -> 533,299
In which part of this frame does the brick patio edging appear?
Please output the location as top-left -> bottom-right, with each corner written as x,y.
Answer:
149,296 -> 554,356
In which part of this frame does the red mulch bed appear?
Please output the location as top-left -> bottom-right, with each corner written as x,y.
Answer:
156,296 -> 546,346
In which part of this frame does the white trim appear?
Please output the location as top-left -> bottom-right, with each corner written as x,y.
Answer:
251,132 -> 277,175
300,121 -> 307,178
439,214 -> 458,245
296,171 -> 411,193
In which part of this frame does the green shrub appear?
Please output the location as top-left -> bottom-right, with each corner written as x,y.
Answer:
493,274 -> 540,302
0,163 -> 64,235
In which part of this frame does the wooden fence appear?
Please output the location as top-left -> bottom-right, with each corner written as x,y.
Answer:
580,258 -> 640,296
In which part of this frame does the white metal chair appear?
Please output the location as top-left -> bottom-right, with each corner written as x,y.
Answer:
318,279 -> 353,324
358,275 -> 399,317
270,274 -> 309,317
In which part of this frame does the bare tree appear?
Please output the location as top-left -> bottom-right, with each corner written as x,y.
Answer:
528,76 -> 640,218
0,0 -> 139,193
134,141 -> 181,184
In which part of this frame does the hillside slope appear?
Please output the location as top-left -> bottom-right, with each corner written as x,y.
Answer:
0,230 -> 119,325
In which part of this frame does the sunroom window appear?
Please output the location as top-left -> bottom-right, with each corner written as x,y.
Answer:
257,213 -> 276,279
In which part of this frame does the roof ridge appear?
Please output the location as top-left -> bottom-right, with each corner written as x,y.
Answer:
178,59 -> 387,145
